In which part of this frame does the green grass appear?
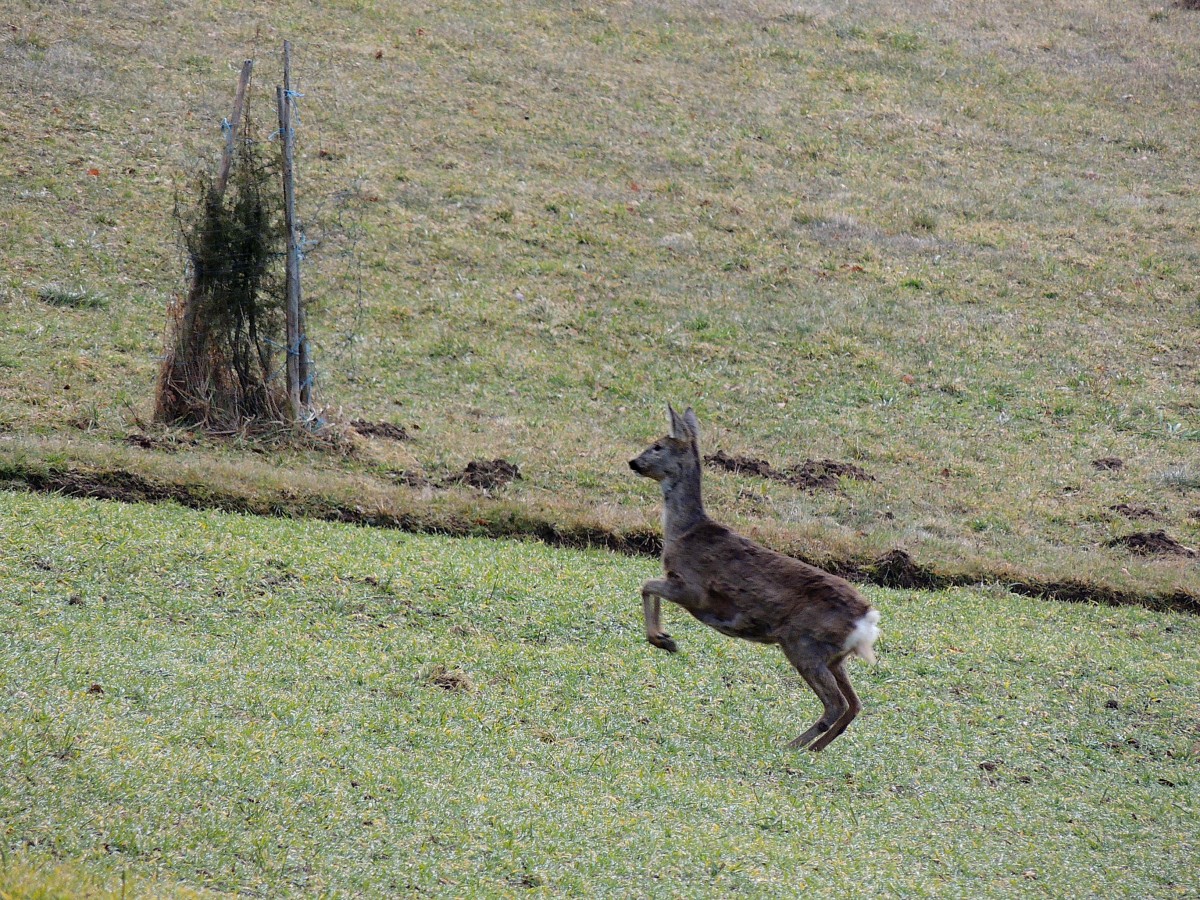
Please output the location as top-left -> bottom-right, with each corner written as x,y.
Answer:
1,0 -> 1200,603
2,490 -> 1197,897
0,859 -> 216,900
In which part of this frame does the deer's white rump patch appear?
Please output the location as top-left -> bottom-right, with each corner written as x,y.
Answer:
844,608 -> 881,664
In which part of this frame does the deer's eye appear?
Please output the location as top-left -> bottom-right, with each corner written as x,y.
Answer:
653,443 -> 662,451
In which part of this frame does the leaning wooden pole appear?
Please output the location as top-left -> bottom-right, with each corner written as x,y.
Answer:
216,59 -> 254,197
277,43 -> 303,422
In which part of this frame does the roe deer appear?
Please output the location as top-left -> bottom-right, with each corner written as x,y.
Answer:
629,404 -> 880,751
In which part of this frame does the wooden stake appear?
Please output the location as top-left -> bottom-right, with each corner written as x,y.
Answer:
216,60 -> 253,198
282,44 -> 313,409
278,73 -> 302,422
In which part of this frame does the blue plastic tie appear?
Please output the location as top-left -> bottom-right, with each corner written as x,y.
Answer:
284,89 -> 304,125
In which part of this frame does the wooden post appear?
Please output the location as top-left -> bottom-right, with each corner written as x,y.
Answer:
280,43 -> 313,410
278,41 -> 303,422
216,60 -> 253,197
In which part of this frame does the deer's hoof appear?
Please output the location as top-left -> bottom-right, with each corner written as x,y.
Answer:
649,633 -> 678,653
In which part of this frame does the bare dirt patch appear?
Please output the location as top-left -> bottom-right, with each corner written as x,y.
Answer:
426,665 -> 474,692
124,432 -> 198,453
351,420 -> 411,441
787,459 -> 875,491
1106,531 -> 1197,558
705,450 -> 776,480
387,459 -> 522,491
1110,503 -> 1159,520
126,433 -> 163,451
389,470 -> 432,488
704,450 -> 874,491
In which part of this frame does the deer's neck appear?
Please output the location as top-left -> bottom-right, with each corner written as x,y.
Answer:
661,461 -> 706,544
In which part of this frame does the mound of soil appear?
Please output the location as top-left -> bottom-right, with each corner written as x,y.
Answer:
351,420 -> 411,441
869,548 -> 944,590
704,450 -> 776,479
1106,530 -> 1197,558
1110,503 -> 1158,520
784,458 -> 875,491
388,459 -> 522,491
1092,456 -> 1125,471
447,458 -> 522,490
704,450 -> 874,491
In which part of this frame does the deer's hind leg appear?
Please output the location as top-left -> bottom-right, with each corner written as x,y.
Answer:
806,657 -> 861,752
780,638 -> 849,751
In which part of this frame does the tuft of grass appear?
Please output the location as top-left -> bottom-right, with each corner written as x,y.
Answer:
1,491 -> 1198,897
910,210 -> 938,233
1159,465 -> 1200,491
36,284 -> 107,309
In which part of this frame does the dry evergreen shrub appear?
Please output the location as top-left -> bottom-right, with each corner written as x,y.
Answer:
156,119 -> 289,430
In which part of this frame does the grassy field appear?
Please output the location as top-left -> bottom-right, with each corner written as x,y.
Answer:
1,490 -> 1198,897
3,6 -> 1199,894
1,0 -> 1199,603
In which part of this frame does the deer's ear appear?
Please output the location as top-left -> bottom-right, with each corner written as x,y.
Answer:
682,407 -> 700,443
667,403 -> 684,439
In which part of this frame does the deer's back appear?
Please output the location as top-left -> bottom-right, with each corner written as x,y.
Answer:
664,519 -> 871,645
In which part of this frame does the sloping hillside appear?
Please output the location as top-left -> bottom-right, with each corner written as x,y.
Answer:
2,0 -> 1199,602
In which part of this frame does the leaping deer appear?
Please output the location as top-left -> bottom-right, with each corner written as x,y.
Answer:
629,404 -> 880,751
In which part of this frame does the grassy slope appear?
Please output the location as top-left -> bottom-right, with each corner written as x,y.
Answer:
2,0 -> 1200,602
1,491 -> 1198,898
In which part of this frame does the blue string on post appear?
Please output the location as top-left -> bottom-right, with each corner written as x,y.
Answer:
284,88 -> 304,125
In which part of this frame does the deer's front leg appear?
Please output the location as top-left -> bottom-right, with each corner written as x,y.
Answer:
641,577 -> 687,652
